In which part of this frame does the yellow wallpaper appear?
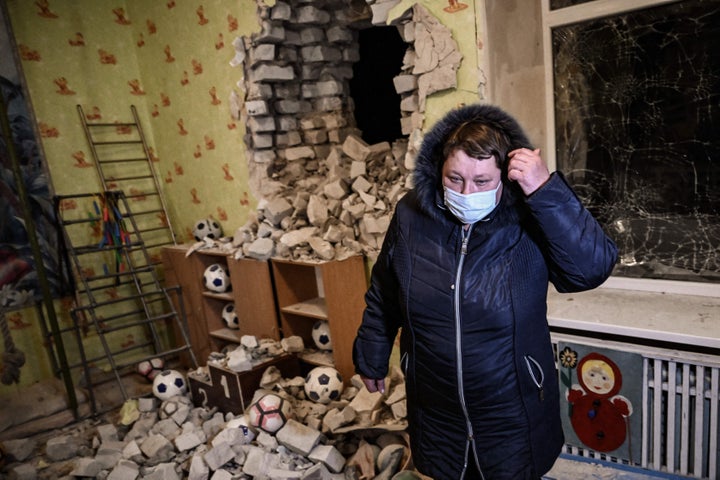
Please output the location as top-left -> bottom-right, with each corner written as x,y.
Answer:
1,0 -> 262,397
6,0 -> 261,244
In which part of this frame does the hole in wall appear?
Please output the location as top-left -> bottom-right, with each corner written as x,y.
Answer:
349,26 -> 407,145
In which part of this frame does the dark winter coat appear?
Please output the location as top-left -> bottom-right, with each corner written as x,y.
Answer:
353,104 -> 618,479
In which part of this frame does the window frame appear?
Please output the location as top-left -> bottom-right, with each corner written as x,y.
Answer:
540,0 -> 720,297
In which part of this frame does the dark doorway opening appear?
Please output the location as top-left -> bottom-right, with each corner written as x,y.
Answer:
349,26 -> 406,145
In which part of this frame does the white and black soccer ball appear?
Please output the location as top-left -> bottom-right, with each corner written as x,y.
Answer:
152,369 -> 188,401
193,218 -> 223,241
222,302 -> 239,329
247,393 -> 292,434
311,320 -> 332,351
304,366 -> 343,404
203,263 -> 230,293
136,357 -> 165,382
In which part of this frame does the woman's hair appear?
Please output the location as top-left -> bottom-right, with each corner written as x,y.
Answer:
441,121 -> 511,169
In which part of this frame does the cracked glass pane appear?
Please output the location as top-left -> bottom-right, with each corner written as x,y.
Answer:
553,0 -> 720,283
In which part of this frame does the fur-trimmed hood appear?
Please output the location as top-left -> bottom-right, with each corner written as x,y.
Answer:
413,103 -> 533,223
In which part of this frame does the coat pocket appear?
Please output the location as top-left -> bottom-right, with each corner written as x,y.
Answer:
524,354 -> 546,402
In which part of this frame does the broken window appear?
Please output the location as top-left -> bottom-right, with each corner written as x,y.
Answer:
551,0 -> 720,283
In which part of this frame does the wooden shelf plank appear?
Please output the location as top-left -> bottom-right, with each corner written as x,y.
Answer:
299,350 -> 334,368
280,297 -> 327,320
209,327 -> 241,343
202,291 -> 233,301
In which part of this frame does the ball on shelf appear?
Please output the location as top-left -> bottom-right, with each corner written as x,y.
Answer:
222,302 -> 239,329
247,393 -> 292,434
152,369 -> 188,401
193,218 -> 223,241
203,263 -> 230,293
304,366 -> 343,404
136,357 -> 165,382
312,320 -> 332,351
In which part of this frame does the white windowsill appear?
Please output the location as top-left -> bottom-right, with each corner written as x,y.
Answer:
547,277 -> 720,350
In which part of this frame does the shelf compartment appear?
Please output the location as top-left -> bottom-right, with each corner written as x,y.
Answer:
209,327 -> 242,343
280,297 -> 327,320
271,255 -> 367,386
299,349 -> 334,368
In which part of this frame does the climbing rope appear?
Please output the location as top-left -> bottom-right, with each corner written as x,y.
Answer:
0,308 -> 26,385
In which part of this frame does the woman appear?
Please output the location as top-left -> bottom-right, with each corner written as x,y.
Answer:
353,104 -> 618,479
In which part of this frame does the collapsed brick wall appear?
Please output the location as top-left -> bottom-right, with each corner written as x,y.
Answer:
227,0 -> 461,262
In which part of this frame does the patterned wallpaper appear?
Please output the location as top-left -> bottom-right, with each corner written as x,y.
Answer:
6,0 -> 261,244
0,0 -> 262,394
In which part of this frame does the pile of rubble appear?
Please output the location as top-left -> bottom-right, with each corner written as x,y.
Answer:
188,133 -> 411,264
1,332 -> 413,480
1,359 -> 416,480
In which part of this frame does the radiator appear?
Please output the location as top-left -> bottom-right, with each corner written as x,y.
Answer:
552,333 -> 720,479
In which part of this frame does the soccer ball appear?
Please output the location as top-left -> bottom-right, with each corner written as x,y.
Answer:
312,320 -> 332,351
222,302 -> 239,329
304,366 -> 343,404
152,369 -> 188,401
193,218 -> 223,241
136,357 -> 165,382
247,393 -> 292,434
203,263 -> 230,293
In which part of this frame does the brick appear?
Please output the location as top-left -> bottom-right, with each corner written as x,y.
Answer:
271,1 -> 292,20
276,419 -> 322,456
313,96 -> 343,112
327,26 -> 353,43
257,21 -> 285,43
252,64 -> 295,82
308,444 -> 346,473
285,146 -> 316,161
107,459 -> 140,480
296,6 -> 331,24
252,43 -> 276,62
300,27 -> 326,44
203,442 -> 235,471
304,129 -> 328,145
300,46 -> 342,63
342,135 -> 371,162
248,116 -> 276,133
393,74 -> 417,93
246,100 -> 269,116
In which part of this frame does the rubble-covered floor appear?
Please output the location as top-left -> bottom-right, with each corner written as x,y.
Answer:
1,375 -> 688,480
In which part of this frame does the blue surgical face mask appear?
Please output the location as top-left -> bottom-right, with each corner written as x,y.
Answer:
443,182 -> 501,224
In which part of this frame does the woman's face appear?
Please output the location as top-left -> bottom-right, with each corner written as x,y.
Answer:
442,149 -> 503,198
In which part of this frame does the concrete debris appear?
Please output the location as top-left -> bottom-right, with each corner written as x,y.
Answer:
0,361 -> 412,480
183,132 -> 414,264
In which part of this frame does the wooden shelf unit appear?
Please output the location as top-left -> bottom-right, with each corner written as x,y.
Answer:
271,255 -> 367,385
162,246 -> 368,385
161,245 -> 280,361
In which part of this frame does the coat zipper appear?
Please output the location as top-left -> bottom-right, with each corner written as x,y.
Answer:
454,225 -> 485,480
